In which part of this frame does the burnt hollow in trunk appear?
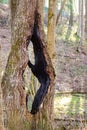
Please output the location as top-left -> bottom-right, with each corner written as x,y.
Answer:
27,12 -> 50,115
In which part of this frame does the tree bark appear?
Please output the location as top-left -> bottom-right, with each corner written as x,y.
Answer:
28,0 -> 55,130
47,0 -> 57,60
1,0 -> 55,130
78,0 -> 84,46
1,0 -> 37,129
65,0 -> 73,41
80,0 -> 84,45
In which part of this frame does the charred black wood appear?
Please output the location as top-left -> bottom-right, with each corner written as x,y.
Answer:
27,18 -> 50,114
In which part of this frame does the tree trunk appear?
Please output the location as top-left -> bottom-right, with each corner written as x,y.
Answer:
78,0 -> 84,46
65,0 -> 73,41
29,0 -> 55,130
1,0 -> 55,130
56,0 -> 67,25
47,0 -> 57,60
80,0 -> 84,45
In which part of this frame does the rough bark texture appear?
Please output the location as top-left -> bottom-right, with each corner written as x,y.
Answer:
1,0 -> 37,129
1,0 -> 55,130
27,1 -> 55,130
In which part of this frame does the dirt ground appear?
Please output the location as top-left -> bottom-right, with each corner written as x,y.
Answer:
54,32 -> 87,129
55,40 -> 87,93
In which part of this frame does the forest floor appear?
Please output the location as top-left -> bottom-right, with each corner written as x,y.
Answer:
0,4 -> 87,130
54,24 -> 87,129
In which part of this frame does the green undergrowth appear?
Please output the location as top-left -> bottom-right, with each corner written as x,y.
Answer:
54,93 -> 87,120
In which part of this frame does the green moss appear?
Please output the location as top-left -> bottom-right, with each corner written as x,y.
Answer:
48,12 -> 54,20
6,39 -> 21,74
57,127 -> 66,130
24,121 -> 31,130
8,110 -> 31,130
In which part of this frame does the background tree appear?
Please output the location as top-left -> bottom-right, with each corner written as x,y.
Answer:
47,0 -> 57,60
78,0 -> 84,46
56,0 -> 67,25
65,0 -> 73,41
80,0 -> 84,45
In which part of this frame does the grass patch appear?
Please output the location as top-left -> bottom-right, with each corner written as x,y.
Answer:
54,93 -> 87,119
